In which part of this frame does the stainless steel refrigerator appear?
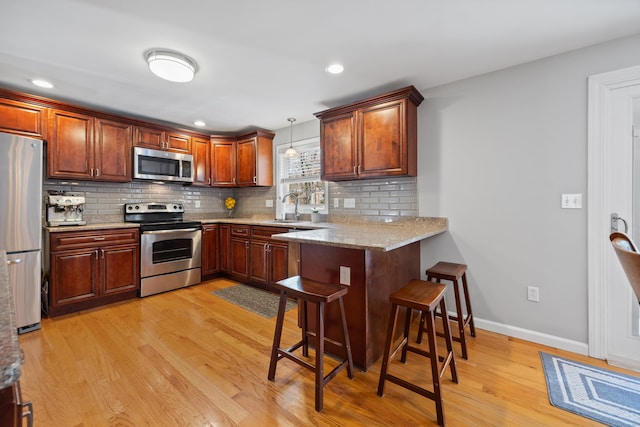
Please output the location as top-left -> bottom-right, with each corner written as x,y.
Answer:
0,132 -> 42,333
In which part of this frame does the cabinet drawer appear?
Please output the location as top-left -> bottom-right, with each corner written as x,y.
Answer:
50,228 -> 139,251
250,226 -> 288,240
230,225 -> 250,237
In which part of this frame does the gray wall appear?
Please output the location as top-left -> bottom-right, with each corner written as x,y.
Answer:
418,33 -> 640,347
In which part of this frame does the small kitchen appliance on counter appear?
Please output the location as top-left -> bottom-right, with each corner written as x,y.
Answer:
46,194 -> 86,227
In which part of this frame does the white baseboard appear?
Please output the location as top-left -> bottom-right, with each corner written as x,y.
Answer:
474,317 -> 590,357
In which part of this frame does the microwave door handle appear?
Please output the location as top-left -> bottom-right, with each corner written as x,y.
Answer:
144,228 -> 199,234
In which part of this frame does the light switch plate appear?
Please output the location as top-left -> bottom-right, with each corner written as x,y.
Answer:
195,200 -> 201,208
334,198 -> 340,208
340,266 -> 351,286
265,199 -> 273,208
561,193 -> 582,209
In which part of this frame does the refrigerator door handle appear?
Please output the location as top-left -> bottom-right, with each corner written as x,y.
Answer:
7,258 -> 22,265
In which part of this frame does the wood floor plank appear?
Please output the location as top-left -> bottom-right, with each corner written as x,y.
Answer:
17,277 -> 639,426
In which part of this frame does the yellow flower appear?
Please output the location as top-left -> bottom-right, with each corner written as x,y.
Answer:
225,196 -> 236,210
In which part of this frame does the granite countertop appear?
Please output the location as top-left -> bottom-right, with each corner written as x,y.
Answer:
0,250 -> 22,389
44,222 -> 140,233
271,217 -> 448,251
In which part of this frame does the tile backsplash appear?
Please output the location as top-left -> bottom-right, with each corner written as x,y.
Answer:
44,176 -> 417,224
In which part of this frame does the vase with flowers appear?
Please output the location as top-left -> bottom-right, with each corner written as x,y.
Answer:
310,207 -> 322,223
225,196 -> 236,217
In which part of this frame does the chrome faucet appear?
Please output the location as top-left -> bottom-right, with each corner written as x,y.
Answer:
282,192 -> 300,220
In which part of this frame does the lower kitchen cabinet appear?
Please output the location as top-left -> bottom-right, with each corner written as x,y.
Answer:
47,228 -> 139,317
201,224 -> 220,276
249,226 -> 289,290
229,225 -> 250,281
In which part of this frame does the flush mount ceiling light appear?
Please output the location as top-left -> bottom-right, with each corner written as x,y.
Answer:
145,49 -> 198,83
193,120 -> 206,127
284,118 -> 298,158
30,79 -> 54,88
325,63 -> 344,74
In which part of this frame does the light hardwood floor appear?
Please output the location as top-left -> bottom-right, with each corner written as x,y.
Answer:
17,278 -> 635,426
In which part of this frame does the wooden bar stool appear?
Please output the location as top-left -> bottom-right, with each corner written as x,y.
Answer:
268,276 -> 354,412
417,262 -> 475,359
377,279 -> 458,426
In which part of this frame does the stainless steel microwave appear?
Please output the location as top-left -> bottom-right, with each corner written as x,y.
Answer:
133,146 -> 194,183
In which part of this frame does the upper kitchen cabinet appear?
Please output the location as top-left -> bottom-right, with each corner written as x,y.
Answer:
210,130 -> 274,187
48,110 -> 132,182
314,86 -> 424,181
133,125 -> 191,154
0,97 -> 48,138
191,136 -> 211,186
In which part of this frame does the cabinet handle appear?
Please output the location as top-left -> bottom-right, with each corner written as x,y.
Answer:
358,165 -> 361,175
208,178 -> 211,185
253,176 -> 257,184
245,241 -> 249,249
95,168 -> 100,176
233,177 -> 236,184
90,168 -> 94,177
93,237 -> 106,241
101,249 -> 105,259
353,165 -> 357,175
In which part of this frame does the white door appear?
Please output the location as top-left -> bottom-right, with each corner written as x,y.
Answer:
588,65 -> 640,371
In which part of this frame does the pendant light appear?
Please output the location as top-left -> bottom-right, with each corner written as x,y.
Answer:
284,117 -> 298,158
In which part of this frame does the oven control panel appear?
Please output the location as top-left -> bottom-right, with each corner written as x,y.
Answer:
125,203 -> 184,214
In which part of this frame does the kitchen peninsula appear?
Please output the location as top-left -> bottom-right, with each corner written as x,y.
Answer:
271,217 -> 447,370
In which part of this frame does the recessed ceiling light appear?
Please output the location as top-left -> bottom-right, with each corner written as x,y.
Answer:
145,49 -> 198,83
30,79 -> 54,88
325,63 -> 344,74
193,120 -> 206,127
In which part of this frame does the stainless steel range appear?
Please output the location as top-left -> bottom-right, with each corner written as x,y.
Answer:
124,202 -> 201,297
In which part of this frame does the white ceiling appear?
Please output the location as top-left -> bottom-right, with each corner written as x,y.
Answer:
1,0 -> 640,134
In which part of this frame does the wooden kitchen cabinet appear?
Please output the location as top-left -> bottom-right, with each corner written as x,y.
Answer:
0,96 -> 47,138
315,85 -> 423,181
219,224 -> 230,272
48,110 -> 132,182
201,224 -> 220,276
133,126 -> 191,153
48,228 -> 139,317
191,137 -> 211,187
249,226 -> 288,289
210,130 -> 274,187
229,225 -> 250,280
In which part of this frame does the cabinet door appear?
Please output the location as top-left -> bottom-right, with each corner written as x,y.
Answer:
359,100 -> 406,178
229,237 -> 250,280
191,137 -> 211,186
102,244 -> 139,295
249,239 -> 269,284
269,241 -> 289,285
48,110 -> 94,179
211,139 -> 236,186
320,112 -> 358,181
202,225 -> 220,276
134,126 -> 165,150
236,137 -> 257,186
94,118 -> 132,182
0,97 -> 47,138
50,249 -> 99,305
219,224 -> 230,272
166,132 -> 191,153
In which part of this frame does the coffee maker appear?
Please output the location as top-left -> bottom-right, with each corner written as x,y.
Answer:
46,194 -> 86,226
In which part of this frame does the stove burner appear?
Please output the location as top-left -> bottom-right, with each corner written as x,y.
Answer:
124,202 -> 201,231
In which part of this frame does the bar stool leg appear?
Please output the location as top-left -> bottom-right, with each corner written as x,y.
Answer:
301,300 -> 309,357
315,301 -> 325,412
268,290 -> 289,381
377,303 -> 399,396
424,308 -> 445,426
462,273 -> 476,337
439,298 -> 458,384
451,278 -> 468,360
400,307 -> 412,363
338,297 -> 355,379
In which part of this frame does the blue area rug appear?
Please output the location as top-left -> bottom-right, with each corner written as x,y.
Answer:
540,352 -> 640,426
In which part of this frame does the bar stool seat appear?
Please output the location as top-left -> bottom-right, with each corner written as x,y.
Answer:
418,261 -> 475,359
268,276 -> 354,412
377,279 -> 458,426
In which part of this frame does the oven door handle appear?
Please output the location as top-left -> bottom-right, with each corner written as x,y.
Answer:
143,228 -> 199,234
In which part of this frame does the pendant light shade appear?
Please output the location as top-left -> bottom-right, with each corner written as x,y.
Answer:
146,50 -> 197,83
284,117 -> 298,158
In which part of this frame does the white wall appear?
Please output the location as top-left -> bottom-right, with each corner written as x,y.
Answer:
418,33 -> 640,348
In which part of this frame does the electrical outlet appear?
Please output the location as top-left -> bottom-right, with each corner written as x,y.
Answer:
527,286 -> 540,302
340,266 -> 351,286
195,200 -> 201,208
344,198 -> 356,208
265,199 -> 273,208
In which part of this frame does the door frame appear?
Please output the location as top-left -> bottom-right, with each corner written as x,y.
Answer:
587,64 -> 640,359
